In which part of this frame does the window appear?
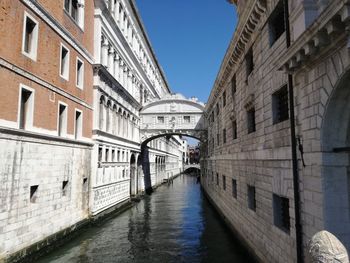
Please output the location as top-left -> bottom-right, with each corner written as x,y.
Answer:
112,149 -> 115,162
217,132 -> 220,146
211,112 -> 214,123
216,103 -> 220,116
58,103 -> 67,137
223,175 -> 226,190
105,148 -> 109,162
98,147 -> 103,162
157,116 -> 164,124
232,120 -> 237,140
212,172 -> 214,182
247,108 -> 256,134
183,116 -> 191,124
64,0 -> 84,28
19,86 -> 34,130
273,194 -> 290,233
272,85 -> 289,124
245,48 -> 254,80
62,180 -> 69,196
248,185 -> 256,211
222,91 -> 226,107
22,12 -> 39,61
223,128 -> 227,144
60,44 -> 70,80
83,178 -> 88,192
74,110 -> 82,139
216,173 -> 219,186
231,75 -> 236,96
76,58 -> 84,89
30,185 -> 39,203
269,1 -> 286,46
232,179 -> 237,199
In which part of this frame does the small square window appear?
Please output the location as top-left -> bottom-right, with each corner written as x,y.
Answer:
232,179 -> 237,199
60,44 -> 70,80
22,12 -> 39,61
83,178 -> 88,192
247,108 -> 256,134
30,185 -> 39,203
222,175 -> 226,190
157,116 -> 165,124
248,185 -> 256,211
273,194 -> 290,233
272,85 -> 289,124
62,180 -> 69,196
76,58 -> 84,89
183,116 -> 191,124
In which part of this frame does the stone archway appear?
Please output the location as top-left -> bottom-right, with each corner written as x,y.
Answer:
321,68 -> 350,250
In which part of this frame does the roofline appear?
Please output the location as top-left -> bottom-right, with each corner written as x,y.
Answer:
129,0 -> 172,94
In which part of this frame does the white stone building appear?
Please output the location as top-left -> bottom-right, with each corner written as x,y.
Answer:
90,0 -> 186,215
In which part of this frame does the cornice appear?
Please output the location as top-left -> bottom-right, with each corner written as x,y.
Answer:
206,0 -> 266,112
279,0 -> 350,73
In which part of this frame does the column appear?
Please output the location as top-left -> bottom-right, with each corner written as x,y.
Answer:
108,46 -> 115,74
101,37 -> 109,67
114,54 -> 119,81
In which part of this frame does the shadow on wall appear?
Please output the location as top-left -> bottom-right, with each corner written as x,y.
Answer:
141,146 -> 153,194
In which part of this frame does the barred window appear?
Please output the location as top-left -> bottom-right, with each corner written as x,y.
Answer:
247,108 -> 256,134
248,185 -> 256,211
232,120 -> 237,140
223,128 -> 227,144
269,1 -> 286,46
273,194 -> 290,233
245,48 -> 254,79
232,179 -> 237,199
272,85 -> 289,124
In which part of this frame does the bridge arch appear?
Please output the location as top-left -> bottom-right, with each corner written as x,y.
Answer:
139,94 -> 206,194
140,94 -> 207,146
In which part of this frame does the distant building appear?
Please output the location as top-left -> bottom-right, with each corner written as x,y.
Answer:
188,143 -> 201,164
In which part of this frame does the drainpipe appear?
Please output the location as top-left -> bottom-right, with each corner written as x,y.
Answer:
283,0 -> 304,262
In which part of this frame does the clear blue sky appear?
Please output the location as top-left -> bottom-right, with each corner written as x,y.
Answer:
135,0 -> 237,103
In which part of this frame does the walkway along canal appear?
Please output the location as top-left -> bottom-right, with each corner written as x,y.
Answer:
36,174 -> 255,263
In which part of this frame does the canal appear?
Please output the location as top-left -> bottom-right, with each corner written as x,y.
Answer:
37,174 -> 255,263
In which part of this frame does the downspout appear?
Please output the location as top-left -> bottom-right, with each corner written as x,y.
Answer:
283,0 -> 304,262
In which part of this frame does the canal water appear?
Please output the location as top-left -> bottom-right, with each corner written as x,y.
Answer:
37,175 -> 255,263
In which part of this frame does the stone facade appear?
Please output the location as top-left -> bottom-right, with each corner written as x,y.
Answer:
202,0 -> 350,262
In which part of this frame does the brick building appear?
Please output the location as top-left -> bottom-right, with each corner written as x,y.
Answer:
0,0 -> 94,259
202,0 -> 350,262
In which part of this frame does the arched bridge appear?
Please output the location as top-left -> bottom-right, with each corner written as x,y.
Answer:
140,94 -> 206,145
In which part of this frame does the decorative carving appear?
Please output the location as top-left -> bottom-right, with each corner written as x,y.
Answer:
308,231 -> 349,263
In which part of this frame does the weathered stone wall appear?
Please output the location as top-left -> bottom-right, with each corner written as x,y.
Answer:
0,135 -> 91,260
203,0 -> 350,262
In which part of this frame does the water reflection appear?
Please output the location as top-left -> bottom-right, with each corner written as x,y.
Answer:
37,175 -> 255,263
